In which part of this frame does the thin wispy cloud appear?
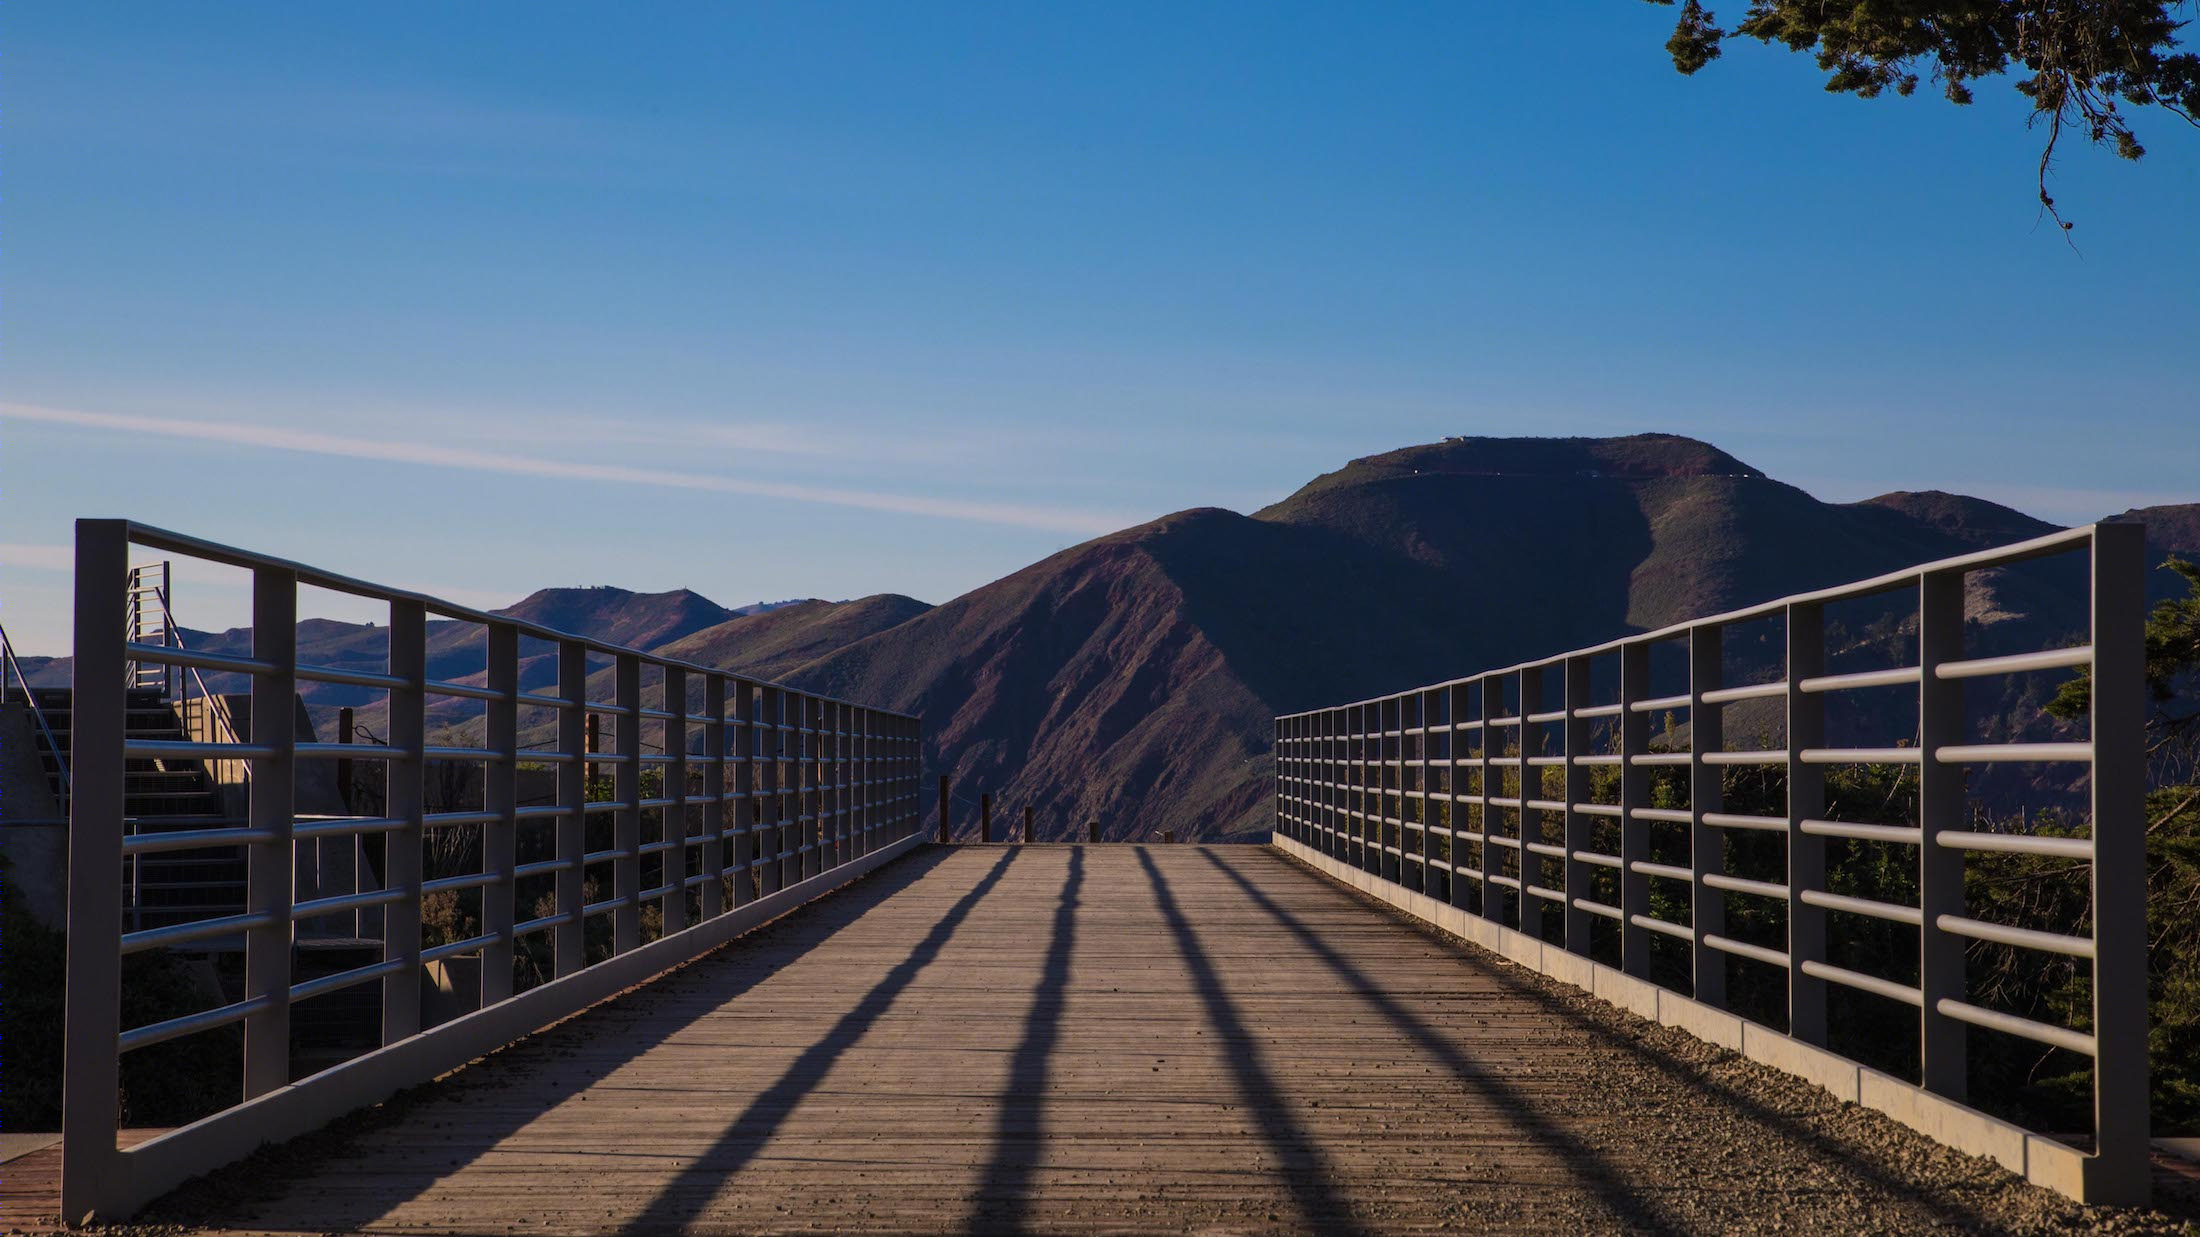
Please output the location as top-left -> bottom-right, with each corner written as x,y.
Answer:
0,543 -> 74,572
2,403 -> 1130,535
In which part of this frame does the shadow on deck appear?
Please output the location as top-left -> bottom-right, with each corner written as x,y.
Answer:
86,845 -> 2171,1234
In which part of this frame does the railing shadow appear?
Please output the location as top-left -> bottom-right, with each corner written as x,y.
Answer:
618,847 -> 1021,1234
143,846 -> 960,1231
965,846 -> 1083,1233
1135,848 -> 1369,1237
1220,848 -> 2004,1233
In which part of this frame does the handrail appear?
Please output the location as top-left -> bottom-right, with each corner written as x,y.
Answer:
63,518 -> 927,1223
0,622 -> 70,800
151,582 -> 253,786
1273,522 -> 2149,1206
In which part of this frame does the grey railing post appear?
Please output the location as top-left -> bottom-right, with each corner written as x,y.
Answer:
1917,567 -> 1967,1099
1516,666 -> 1543,939
553,641 -> 586,975
61,519 -> 129,1225
758,686 -> 780,897
1434,686 -> 1452,902
614,654 -> 642,953
940,775 -> 952,843
664,665 -> 689,935
1619,642 -> 1651,977
701,674 -> 726,919
1382,696 -> 1401,887
242,562 -> 297,1099
382,600 -> 426,1042
1785,602 -> 1828,1045
1688,624 -> 1726,1009
1474,680 -> 1498,923
481,622 -> 518,1006
799,696 -> 820,881
1562,655 -> 1591,954
842,702 -> 856,862
731,681 -> 756,906
851,705 -> 866,858
2088,520 -> 2148,1202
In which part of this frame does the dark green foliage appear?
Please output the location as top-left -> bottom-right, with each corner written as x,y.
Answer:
1645,1 -> 2200,223
2047,556 -> 2200,732
4,857 -> 243,1130
0,858 -> 64,1129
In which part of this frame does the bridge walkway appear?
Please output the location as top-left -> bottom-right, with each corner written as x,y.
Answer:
135,845 -> 2095,1234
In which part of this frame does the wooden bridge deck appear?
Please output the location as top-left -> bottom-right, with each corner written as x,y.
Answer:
129,844 -> 2100,1234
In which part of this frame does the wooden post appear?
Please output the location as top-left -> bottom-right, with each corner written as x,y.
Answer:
938,775 -> 951,844
1088,820 -> 1099,843
980,792 -> 992,844
1162,829 -> 1175,844
1022,805 -> 1033,844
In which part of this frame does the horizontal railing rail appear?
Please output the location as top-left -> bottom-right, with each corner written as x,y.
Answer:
1272,522 -> 2147,1205
63,519 -> 925,1223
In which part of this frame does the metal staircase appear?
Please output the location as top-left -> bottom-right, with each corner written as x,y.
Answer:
2,564 -> 252,936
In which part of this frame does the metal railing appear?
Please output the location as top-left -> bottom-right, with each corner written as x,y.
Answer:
126,562 -> 172,694
63,520 -> 926,1222
1273,522 -> 2148,1205
2,621 -> 70,807
128,562 -> 255,788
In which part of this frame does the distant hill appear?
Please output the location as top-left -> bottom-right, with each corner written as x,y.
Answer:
22,586 -> 741,740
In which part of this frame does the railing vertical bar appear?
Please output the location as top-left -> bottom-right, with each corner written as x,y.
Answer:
1422,688 -> 1437,892
857,704 -> 871,856
833,701 -> 849,863
2088,521 -> 2148,1202
1563,655 -> 1591,954
1918,567 -> 1967,1098
554,641 -> 586,975
1786,601 -> 1828,1044
662,665 -> 688,935
1476,681 -> 1498,923
1619,641 -> 1651,976
382,599 -> 426,1042
732,681 -> 756,904
805,696 -> 819,872
60,520 -> 129,1224
759,686 -> 780,896
1517,666 -> 1542,940
613,654 -> 641,953
701,674 -> 726,918
480,622 -> 519,1005
1689,624 -> 1726,1008
242,562 -> 298,1098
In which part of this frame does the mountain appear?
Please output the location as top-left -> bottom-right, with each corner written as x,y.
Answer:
655,595 -> 932,683
21,586 -> 741,740
497,587 -> 735,653
788,435 -> 2199,839
17,434 -> 2193,842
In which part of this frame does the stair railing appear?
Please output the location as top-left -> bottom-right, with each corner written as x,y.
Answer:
0,621 -> 70,805
125,562 -> 173,696
131,563 -> 252,789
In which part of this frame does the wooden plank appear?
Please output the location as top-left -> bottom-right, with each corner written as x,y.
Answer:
116,845 -> 2115,1235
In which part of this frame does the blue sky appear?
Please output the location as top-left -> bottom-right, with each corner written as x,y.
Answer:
4,3 -> 2196,653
